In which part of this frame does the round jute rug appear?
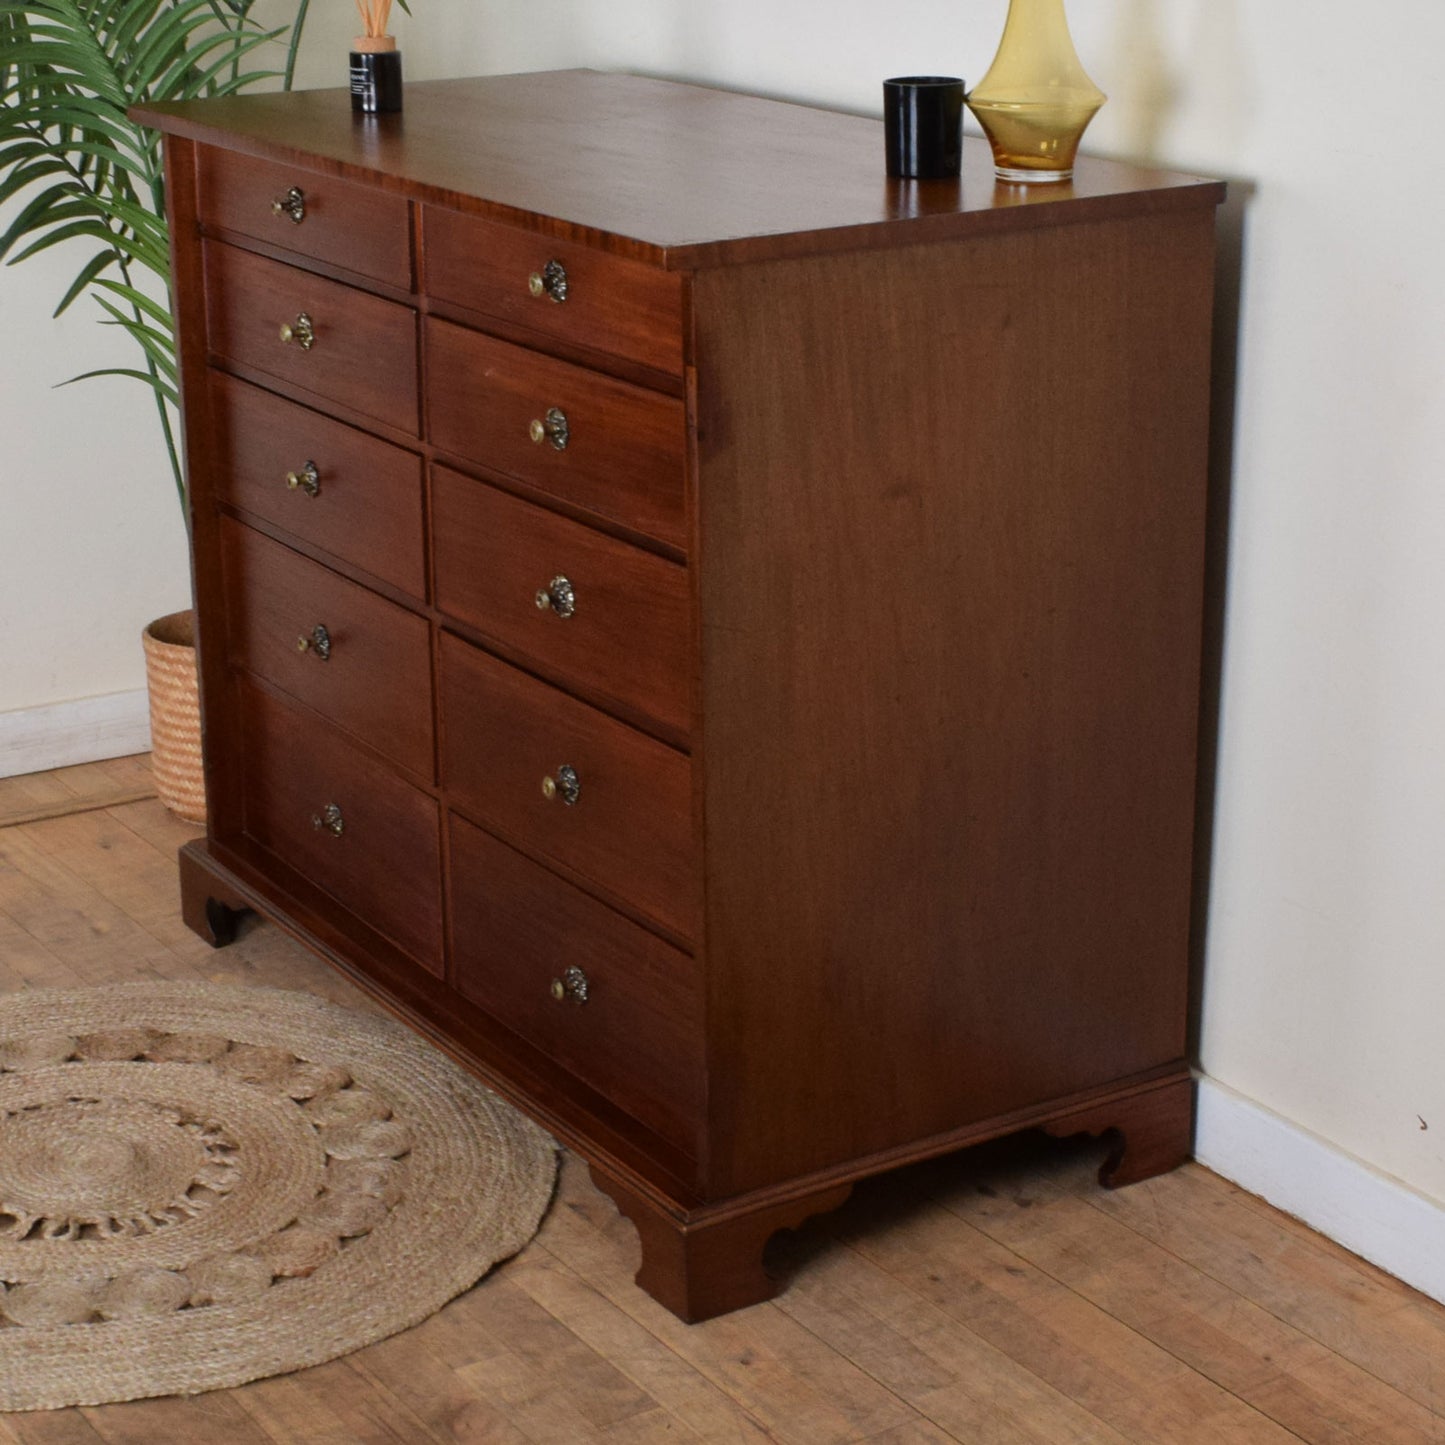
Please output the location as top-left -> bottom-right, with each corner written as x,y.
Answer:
0,982 -> 557,1411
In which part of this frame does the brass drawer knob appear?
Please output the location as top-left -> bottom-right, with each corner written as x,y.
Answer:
528,407 -> 569,451
527,259 -> 568,303
534,575 -> 576,619
311,802 -> 344,837
549,965 -> 589,1005
540,764 -> 580,806
285,461 -> 321,497
279,312 -> 315,350
296,623 -> 332,661
271,186 -> 306,224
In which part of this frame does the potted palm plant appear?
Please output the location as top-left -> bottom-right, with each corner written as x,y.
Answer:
1,1 -> 326,821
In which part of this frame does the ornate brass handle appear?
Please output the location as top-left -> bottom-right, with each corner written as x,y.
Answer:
528,407 -> 569,451
534,575 -> 576,619
311,803 -> 344,837
285,461 -> 321,497
296,623 -> 331,661
527,259 -> 568,303
279,313 -> 315,350
549,965 -> 589,1005
541,764 -> 581,806
271,186 -> 306,224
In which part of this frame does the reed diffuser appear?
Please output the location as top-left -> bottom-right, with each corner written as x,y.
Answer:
351,0 -> 402,114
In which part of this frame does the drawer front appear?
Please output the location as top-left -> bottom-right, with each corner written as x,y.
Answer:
432,467 -> 690,738
198,147 -> 412,289
425,319 -> 686,548
211,373 -> 425,598
206,242 -> 419,434
440,634 -> 696,942
242,682 -> 442,973
221,518 -> 433,779
423,206 -> 683,375
449,815 -> 702,1153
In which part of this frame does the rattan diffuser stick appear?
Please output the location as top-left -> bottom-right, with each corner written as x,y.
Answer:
355,0 -> 394,38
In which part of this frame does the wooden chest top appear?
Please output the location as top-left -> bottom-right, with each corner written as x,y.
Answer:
134,69 -> 1224,269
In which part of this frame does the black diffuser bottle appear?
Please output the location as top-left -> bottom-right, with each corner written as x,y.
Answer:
351,35 -> 402,114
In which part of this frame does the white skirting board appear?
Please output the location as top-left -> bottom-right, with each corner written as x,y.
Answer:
1196,1075 -> 1445,1306
0,691 -> 152,779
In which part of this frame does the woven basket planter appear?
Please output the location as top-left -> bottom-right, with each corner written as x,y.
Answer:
142,609 -> 206,824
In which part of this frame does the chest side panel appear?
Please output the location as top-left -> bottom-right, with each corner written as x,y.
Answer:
692,211 -> 1218,1196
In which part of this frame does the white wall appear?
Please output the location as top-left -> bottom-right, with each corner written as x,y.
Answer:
0,237 -> 189,715
6,0 -> 1445,1233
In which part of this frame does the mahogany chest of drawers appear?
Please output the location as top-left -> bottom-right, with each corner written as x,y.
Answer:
137,71 -> 1224,1322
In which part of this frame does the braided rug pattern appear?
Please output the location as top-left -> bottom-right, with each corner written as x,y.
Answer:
0,983 -> 556,1410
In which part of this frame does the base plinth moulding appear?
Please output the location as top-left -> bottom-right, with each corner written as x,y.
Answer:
179,842 -> 250,948
588,1167 -> 854,1322
1041,1074 -> 1196,1187
178,835 -> 1198,1321
588,1075 -> 1195,1320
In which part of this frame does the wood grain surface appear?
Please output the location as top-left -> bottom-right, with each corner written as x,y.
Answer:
0,754 -> 156,829
219,517 -> 434,782
210,373 -> 426,599
198,145 -> 413,288
423,203 -> 684,375
205,241 -> 419,433
448,815 -> 703,1156
135,71 -> 1225,269
165,135 -> 246,845
692,210 -> 1217,1195
439,633 -> 697,944
425,318 -> 687,548
431,466 -> 692,740
239,683 -> 443,973
3,776 -> 1442,1443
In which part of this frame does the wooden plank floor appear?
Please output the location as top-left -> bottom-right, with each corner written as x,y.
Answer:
1,758 -> 1443,1443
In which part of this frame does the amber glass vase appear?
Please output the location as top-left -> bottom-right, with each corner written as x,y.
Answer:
967,0 -> 1106,183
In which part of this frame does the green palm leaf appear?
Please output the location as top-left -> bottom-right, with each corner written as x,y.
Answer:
0,180 -> 80,255
95,297 -> 177,381
51,243 -> 111,312
7,210 -> 116,262
0,0 -> 340,508
93,273 -> 173,329
61,365 -> 179,409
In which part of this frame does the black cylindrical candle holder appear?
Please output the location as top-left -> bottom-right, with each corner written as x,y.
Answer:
351,41 -> 402,114
883,76 -> 964,178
